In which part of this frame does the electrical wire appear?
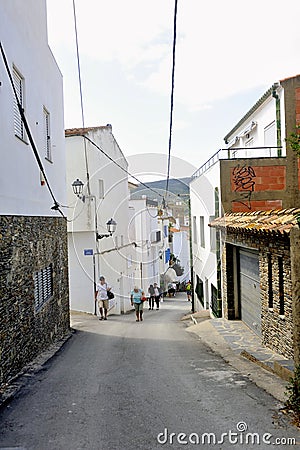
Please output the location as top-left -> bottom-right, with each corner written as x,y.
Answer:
0,41 -> 67,221
165,0 -> 178,204
72,0 -> 91,196
79,134 -> 165,199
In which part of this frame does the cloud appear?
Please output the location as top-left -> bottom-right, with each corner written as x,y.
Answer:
131,0 -> 300,109
48,0 -> 300,114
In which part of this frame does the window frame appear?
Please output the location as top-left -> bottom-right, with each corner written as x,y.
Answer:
34,264 -> 53,312
13,65 -> 26,141
43,106 -> 52,162
199,216 -> 205,248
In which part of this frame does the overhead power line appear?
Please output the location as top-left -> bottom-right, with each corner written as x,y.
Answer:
76,134 -> 165,199
72,0 -> 91,196
165,0 -> 178,203
0,41 -> 67,220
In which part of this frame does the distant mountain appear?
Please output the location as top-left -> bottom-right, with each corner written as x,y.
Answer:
130,177 -> 191,201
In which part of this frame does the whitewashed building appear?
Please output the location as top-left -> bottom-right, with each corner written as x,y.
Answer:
0,0 -> 69,387
172,230 -> 190,284
190,75 -> 299,320
128,197 -> 163,292
66,126 -> 136,315
190,166 -> 220,314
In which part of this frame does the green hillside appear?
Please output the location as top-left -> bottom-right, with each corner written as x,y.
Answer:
130,177 -> 191,201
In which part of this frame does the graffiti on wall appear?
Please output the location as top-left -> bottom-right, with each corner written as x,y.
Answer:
232,164 -> 256,209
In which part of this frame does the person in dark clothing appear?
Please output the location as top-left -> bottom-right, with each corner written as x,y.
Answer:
154,283 -> 161,310
148,284 -> 155,310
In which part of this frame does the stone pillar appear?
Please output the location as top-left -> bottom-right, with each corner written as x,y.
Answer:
290,226 -> 300,365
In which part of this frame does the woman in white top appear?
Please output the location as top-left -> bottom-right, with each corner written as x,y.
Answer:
95,276 -> 111,320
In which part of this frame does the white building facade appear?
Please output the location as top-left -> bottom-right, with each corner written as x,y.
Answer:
172,231 -> 190,284
0,0 -> 69,386
66,126 -> 136,315
190,164 -> 220,314
128,198 -> 163,292
190,77 -> 297,318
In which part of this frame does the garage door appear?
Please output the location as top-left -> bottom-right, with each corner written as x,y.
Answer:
239,248 -> 261,336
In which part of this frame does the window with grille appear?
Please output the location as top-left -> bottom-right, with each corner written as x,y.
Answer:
13,66 -> 25,140
34,264 -> 53,311
43,107 -> 52,161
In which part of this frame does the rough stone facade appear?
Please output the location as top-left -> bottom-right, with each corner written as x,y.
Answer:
221,230 -> 294,360
0,216 -> 70,387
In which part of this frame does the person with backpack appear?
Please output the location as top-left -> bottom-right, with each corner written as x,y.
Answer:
95,276 -> 112,320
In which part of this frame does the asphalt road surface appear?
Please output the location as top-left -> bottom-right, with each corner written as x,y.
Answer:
0,294 -> 299,449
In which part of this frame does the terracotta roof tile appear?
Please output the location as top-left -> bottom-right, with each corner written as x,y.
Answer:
65,125 -> 111,136
209,208 -> 300,235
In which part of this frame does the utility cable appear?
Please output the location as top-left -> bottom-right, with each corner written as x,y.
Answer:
77,134 -> 165,199
165,0 -> 178,204
72,0 -> 91,195
0,41 -> 67,220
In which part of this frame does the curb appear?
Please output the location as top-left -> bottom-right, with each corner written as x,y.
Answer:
185,314 -> 289,404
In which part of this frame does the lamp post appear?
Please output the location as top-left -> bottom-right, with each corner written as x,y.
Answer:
178,194 -> 195,313
96,218 -> 117,240
72,178 -> 117,314
72,178 -> 84,197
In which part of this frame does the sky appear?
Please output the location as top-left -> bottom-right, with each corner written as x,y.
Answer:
46,0 -> 300,180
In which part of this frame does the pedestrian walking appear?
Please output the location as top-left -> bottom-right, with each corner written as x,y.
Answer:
95,276 -> 112,320
154,283 -> 161,310
130,286 -> 146,322
186,280 -> 192,301
148,284 -> 155,310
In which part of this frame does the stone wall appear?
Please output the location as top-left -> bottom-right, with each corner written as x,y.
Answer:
0,215 -> 70,386
290,227 -> 300,365
222,230 -> 294,360
260,238 -> 294,359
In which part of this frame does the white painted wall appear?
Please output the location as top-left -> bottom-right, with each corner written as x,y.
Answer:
190,163 -> 220,312
190,83 -> 288,314
128,198 -> 161,292
0,0 -> 66,216
226,88 -> 286,156
66,127 -> 135,314
172,231 -> 190,283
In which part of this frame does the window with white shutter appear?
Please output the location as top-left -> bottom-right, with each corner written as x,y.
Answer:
34,264 -> 53,311
13,66 -> 25,140
43,107 -> 52,161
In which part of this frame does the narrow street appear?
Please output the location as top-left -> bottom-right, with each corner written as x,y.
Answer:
0,294 -> 299,450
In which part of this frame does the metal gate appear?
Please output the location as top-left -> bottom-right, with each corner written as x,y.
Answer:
239,248 -> 261,336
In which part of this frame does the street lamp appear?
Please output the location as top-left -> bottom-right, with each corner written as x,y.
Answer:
71,178 -> 117,239
97,218 -> 117,240
72,178 -> 84,198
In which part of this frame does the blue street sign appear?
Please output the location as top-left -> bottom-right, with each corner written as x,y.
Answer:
84,249 -> 93,256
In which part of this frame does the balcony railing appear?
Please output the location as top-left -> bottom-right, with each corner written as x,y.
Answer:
192,146 -> 283,179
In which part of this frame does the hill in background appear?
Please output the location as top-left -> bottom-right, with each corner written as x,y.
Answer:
130,177 -> 191,201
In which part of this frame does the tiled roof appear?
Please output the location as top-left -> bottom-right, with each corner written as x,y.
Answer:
209,209 -> 300,235
65,125 -> 111,136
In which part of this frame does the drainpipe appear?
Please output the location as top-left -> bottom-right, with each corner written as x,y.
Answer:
272,83 -> 282,157
215,188 -> 222,318
188,197 -> 195,313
